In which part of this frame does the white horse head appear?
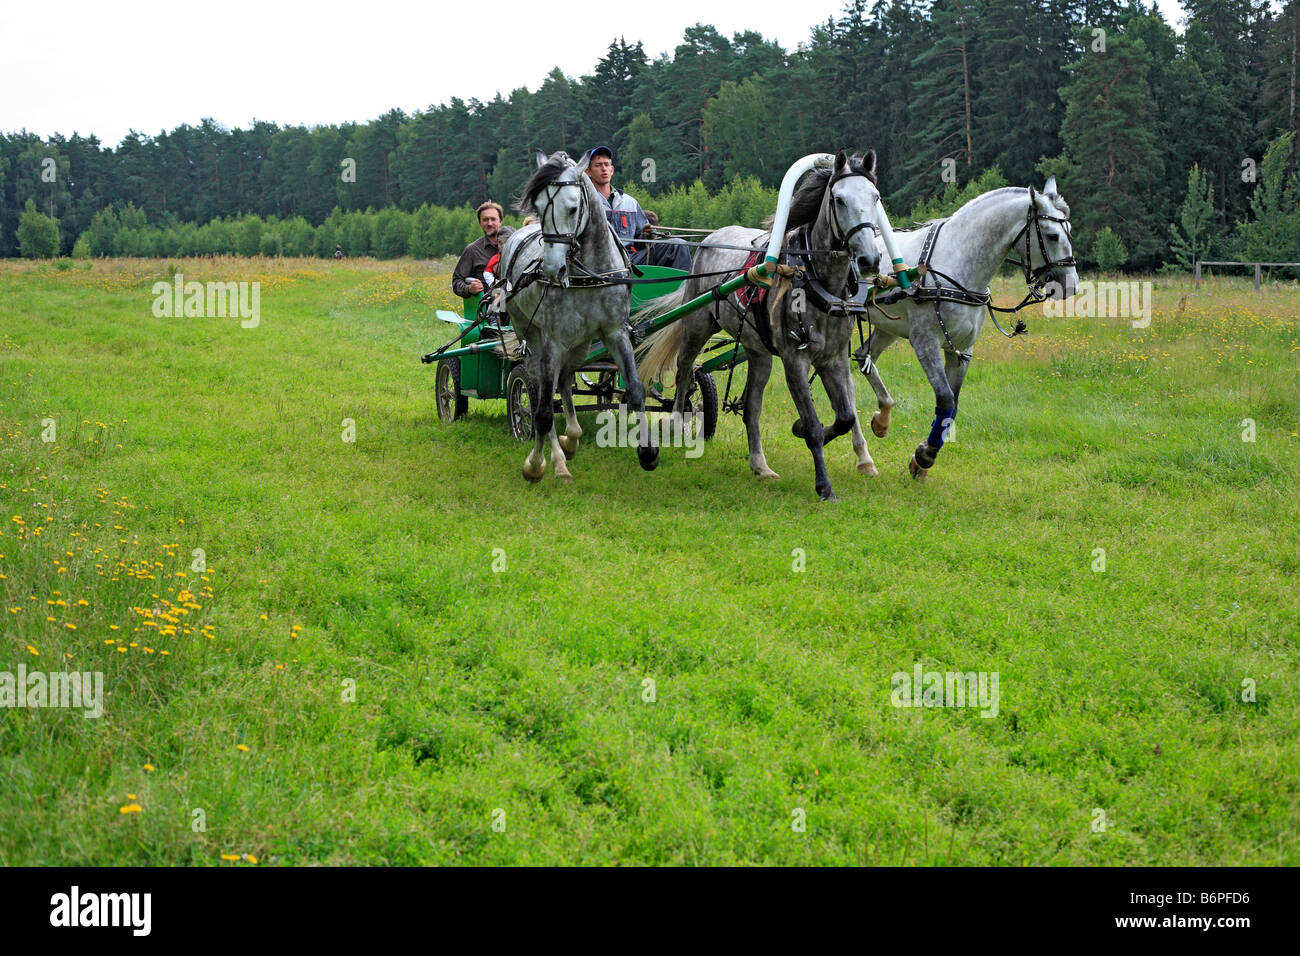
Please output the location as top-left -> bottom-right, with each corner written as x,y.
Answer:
825,149 -> 884,283
1031,176 -> 1078,299
518,150 -> 593,287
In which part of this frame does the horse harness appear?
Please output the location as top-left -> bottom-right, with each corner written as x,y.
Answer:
725,167 -> 882,358
864,196 -> 1077,368
535,180 -> 635,288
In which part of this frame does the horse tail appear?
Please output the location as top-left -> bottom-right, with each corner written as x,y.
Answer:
634,285 -> 689,385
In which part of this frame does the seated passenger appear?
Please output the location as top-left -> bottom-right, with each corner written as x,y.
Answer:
584,146 -> 691,271
452,201 -> 513,298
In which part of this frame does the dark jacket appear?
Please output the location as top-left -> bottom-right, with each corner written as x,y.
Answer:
451,231 -> 511,297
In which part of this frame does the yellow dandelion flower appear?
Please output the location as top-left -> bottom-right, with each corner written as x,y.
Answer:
119,804 -> 143,814
220,853 -> 240,861
236,744 -> 250,752
26,645 -> 37,656
243,854 -> 259,864
144,764 -> 155,772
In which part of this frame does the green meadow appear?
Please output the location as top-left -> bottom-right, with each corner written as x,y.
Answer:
0,257 -> 1296,865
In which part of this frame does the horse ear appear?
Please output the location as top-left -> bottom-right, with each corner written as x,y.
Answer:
535,150 -> 548,170
835,149 -> 847,171
1043,175 -> 1058,197
862,149 -> 877,177
575,151 -> 592,174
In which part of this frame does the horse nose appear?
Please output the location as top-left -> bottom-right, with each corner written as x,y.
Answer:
858,253 -> 878,275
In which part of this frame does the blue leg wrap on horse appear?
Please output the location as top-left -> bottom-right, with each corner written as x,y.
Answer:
927,407 -> 957,450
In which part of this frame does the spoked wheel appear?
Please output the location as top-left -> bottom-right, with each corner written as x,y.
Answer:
436,358 -> 469,422
506,363 -> 535,441
678,369 -> 718,441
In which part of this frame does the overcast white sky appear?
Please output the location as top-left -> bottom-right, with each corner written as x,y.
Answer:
2,0 -> 1189,147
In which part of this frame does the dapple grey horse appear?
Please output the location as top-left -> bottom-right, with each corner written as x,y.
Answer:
499,150 -> 657,482
855,178 -> 1078,478
637,150 -> 883,500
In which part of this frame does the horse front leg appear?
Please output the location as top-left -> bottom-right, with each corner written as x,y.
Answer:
608,330 -> 659,471
557,376 -> 582,459
782,350 -> 835,500
907,326 -> 958,480
522,351 -> 551,482
820,355 -> 876,478
522,349 -> 571,482
854,330 -> 897,437
791,357 -> 856,449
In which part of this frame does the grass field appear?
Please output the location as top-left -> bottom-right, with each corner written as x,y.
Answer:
1,256 -> 1296,865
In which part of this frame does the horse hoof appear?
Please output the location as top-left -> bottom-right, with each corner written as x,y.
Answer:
870,412 -> 889,438
819,489 -> 839,502
558,435 -> 579,458
555,471 -> 574,483
754,468 -> 780,480
908,456 -> 928,480
858,460 -> 879,478
638,445 -> 660,471
523,467 -> 544,483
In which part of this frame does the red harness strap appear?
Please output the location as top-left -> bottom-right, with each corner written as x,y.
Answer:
734,250 -> 767,310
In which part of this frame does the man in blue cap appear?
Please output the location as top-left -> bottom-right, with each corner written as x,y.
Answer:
585,145 -> 691,270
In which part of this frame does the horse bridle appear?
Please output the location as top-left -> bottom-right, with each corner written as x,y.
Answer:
538,178 -> 588,262
823,173 -> 880,284
1006,195 -> 1075,288
824,173 -> 878,247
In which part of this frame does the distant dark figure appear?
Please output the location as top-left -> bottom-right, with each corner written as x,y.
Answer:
333,244 -> 344,260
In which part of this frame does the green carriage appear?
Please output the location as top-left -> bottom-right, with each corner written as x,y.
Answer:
426,264 -> 729,441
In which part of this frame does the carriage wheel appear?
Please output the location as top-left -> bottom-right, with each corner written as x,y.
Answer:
693,369 -> 718,441
436,358 -> 468,422
679,370 -> 718,441
506,364 -> 535,441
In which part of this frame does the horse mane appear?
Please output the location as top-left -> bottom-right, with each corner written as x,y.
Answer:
903,186 -> 1072,232
516,152 -> 575,214
766,153 -> 878,232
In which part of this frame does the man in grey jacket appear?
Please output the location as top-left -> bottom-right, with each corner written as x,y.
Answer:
584,146 -> 691,271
